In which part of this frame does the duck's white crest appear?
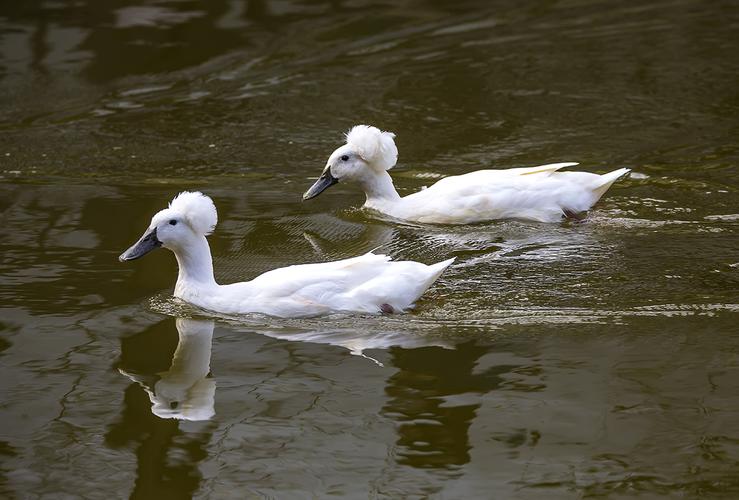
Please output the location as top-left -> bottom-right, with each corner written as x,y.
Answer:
169,191 -> 217,235
345,125 -> 398,171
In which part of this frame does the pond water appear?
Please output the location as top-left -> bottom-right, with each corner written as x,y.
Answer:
1,0 -> 738,498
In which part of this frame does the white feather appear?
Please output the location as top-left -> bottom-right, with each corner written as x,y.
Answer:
169,191 -> 218,235
345,125 -> 398,171
378,164 -> 631,223
203,253 -> 454,318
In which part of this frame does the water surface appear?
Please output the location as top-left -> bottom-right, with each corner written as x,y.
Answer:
1,0 -> 738,498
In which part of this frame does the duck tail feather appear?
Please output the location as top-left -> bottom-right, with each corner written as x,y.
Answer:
593,168 -> 630,200
429,257 -> 455,281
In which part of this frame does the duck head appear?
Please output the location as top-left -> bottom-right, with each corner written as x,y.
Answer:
119,191 -> 218,261
303,124 -> 398,200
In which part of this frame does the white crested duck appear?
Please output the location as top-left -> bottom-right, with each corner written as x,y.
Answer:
120,191 -> 453,318
304,125 -> 630,223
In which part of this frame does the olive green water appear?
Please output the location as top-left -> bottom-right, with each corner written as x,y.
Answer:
1,0 -> 738,498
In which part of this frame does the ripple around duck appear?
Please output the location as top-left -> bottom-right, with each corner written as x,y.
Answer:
147,292 -> 739,354
135,177 -> 738,350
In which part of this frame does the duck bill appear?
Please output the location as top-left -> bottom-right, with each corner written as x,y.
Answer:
119,227 -> 162,262
303,169 -> 338,200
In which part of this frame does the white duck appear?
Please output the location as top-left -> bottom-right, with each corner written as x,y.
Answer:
119,191 -> 453,318
303,125 -> 630,223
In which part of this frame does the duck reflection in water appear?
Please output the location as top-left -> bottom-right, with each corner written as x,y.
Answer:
106,318 -> 216,499
240,323 -> 452,367
119,318 -> 216,421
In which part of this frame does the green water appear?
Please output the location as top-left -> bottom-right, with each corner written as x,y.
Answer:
1,0 -> 738,498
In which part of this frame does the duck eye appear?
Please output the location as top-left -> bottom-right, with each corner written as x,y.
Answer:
169,219 -> 177,226
340,155 -> 349,161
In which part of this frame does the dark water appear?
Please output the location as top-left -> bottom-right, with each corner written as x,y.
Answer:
1,0 -> 738,497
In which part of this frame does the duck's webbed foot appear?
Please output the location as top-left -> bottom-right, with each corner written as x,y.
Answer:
562,208 -> 587,221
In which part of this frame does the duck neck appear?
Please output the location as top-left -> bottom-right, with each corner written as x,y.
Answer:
172,235 -> 217,292
170,319 -> 214,380
362,170 -> 401,205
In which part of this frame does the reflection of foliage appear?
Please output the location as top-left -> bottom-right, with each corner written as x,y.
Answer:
0,0 -> 356,82
383,341 -> 519,471
0,440 -> 18,497
105,385 -> 205,499
0,185 -> 155,316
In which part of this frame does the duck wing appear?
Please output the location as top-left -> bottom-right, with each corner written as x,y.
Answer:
430,162 -> 578,188
399,164 -> 627,223
514,162 -> 579,176
240,253 -> 453,317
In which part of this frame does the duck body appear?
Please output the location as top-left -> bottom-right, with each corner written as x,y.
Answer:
120,191 -> 453,318
175,251 -> 453,318
303,125 -> 630,224
365,163 -> 631,224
